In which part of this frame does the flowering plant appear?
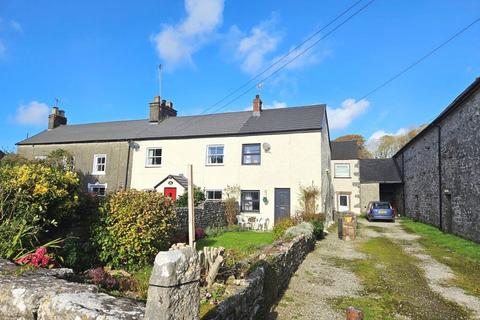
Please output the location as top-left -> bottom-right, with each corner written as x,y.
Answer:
195,228 -> 206,240
15,247 -> 60,268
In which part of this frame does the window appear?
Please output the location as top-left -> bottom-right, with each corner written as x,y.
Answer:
242,144 -> 261,165
93,154 -> 106,175
206,145 -> 224,165
206,190 -> 222,200
334,163 -> 350,178
146,148 -> 162,166
88,183 -> 107,197
241,190 -> 260,212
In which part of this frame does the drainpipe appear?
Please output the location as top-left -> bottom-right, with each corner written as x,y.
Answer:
124,140 -> 133,189
436,125 -> 443,231
402,153 -> 405,217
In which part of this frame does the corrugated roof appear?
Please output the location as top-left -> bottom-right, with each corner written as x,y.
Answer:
360,159 -> 402,183
331,141 -> 359,160
17,104 -> 326,145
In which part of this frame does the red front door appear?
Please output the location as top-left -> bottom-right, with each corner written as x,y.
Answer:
164,187 -> 177,201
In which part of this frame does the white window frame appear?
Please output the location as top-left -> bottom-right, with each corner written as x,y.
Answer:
145,147 -> 162,167
206,144 -> 224,166
88,183 -> 107,197
92,154 -> 107,175
205,189 -> 223,201
334,163 -> 350,178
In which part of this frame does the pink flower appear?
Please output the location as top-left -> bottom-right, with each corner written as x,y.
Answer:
35,247 -> 47,256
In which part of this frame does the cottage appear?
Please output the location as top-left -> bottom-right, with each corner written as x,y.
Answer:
16,95 -> 334,226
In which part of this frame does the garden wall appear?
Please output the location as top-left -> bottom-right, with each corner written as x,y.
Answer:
176,201 -> 227,232
0,259 -> 144,320
205,225 -> 315,319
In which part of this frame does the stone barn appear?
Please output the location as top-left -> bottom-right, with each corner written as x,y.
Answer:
393,77 -> 480,242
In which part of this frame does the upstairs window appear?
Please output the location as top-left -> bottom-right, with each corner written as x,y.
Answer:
206,145 -> 224,165
242,144 -> 261,165
334,163 -> 350,178
241,190 -> 260,212
88,183 -> 107,197
93,154 -> 106,175
146,148 -> 162,167
206,190 -> 222,201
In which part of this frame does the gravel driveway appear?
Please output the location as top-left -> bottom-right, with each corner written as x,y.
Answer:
269,219 -> 480,320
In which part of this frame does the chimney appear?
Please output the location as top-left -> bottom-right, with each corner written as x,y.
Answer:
149,96 -> 177,122
48,107 -> 67,130
253,94 -> 262,116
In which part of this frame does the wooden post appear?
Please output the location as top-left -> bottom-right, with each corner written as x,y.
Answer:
187,164 -> 195,247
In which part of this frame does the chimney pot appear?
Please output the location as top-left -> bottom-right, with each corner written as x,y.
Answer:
149,96 -> 177,122
253,94 -> 262,116
48,107 -> 67,130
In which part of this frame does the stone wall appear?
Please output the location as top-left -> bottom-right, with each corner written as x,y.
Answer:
205,223 -> 315,319
394,84 -> 480,242
176,201 -> 228,232
359,183 -> 379,213
0,259 -> 144,319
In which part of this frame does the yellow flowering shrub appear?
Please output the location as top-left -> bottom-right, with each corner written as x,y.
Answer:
94,190 -> 177,271
0,162 -> 80,259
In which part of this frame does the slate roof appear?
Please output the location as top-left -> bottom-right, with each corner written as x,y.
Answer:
154,174 -> 189,189
359,159 -> 402,183
17,104 -> 326,145
331,141 -> 359,160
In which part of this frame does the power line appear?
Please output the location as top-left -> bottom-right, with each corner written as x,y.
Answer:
199,0 -> 366,115
209,0 -> 376,114
168,0 -> 376,134
358,16 -> 480,100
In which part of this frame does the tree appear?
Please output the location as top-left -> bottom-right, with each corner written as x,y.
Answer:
369,125 -> 426,159
334,134 -> 372,159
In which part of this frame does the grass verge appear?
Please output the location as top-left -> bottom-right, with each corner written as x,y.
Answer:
332,236 -> 471,320
196,231 -> 274,256
401,219 -> 480,298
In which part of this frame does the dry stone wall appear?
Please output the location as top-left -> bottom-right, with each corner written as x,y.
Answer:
176,201 -> 227,232
0,259 -> 144,320
206,223 -> 315,319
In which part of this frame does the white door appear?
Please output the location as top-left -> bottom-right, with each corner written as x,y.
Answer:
338,194 -> 350,212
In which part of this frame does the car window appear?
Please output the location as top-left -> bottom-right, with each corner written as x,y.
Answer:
373,202 -> 390,209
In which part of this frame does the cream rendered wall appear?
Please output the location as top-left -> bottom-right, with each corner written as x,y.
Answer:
130,131 -> 323,227
331,159 -> 361,215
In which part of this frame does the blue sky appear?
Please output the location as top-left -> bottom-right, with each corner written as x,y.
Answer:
1,0 -> 479,150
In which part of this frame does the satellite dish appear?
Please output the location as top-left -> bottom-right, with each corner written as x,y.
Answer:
262,143 -> 271,152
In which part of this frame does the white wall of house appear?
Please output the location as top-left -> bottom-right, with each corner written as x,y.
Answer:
331,159 -> 361,215
130,131 -> 326,228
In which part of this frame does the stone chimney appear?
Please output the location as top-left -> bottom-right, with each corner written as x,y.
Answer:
253,94 -> 262,116
48,107 -> 67,130
149,96 -> 177,123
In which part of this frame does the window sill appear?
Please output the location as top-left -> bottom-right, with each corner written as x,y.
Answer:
145,165 -> 162,168
241,163 -> 261,166
205,164 -> 224,166
334,176 -> 351,179
240,211 -> 260,214
92,172 -> 106,176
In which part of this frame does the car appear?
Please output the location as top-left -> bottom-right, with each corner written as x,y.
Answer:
366,201 -> 395,222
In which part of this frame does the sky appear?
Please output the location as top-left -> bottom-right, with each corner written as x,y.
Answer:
0,0 -> 479,151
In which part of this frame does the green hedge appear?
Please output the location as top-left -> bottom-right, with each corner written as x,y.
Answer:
94,190 -> 177,271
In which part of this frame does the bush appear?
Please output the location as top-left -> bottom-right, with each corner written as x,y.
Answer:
273,218 -> 296,240
94,190 -> 177,271
224,185 -> 240,225
205,226 -> 226,238
176,187 -> 205,207
0,162 -> 80,260
309,220 -> 324,239
195,228 -> 205,240
302,213 -> 325,239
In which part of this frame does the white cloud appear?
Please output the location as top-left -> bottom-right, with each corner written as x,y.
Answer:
366,127 -> 409,153
151,0 -> 224,70
264,100 -> 287,109
234,17 -> 281,74
327,98 -> 370,130
14,101 -> 49,126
